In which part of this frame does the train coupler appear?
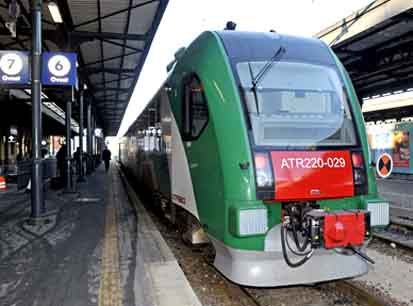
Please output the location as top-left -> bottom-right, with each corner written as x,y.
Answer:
305,209 -> 371,249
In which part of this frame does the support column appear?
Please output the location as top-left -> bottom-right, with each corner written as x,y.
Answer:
93,117 -> 96,156
30,0 -> 45,219
86,100 -> 93,174
92,115 -> 97,168
77,85 -> 85,182
64,90 -> 74,192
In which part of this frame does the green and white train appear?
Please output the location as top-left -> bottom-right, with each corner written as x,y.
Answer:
119,30 -> 389,286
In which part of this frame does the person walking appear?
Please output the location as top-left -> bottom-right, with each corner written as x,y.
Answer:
102,146 -> 111,172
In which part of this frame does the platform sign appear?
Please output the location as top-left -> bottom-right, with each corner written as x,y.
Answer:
0,51 -> 29,85
42,52 -> 77,86
376,153 -> 393,179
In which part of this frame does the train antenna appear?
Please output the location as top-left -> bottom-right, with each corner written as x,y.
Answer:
224,21 -> 237,31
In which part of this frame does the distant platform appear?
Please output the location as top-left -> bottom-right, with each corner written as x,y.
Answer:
378,178 -> 413,210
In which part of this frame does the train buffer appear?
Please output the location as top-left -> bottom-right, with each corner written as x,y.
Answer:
0,164 -> 201,306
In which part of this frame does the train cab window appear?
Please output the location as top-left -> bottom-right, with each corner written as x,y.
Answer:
182,75 -> 209,140
237,61 -> 358,148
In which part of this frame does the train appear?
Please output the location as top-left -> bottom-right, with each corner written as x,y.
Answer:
119,30 -> 390,287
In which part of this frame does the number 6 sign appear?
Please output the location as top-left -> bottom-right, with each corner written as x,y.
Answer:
42,52 -> 77,86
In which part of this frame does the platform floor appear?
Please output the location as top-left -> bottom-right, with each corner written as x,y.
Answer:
0,165 -> 200,306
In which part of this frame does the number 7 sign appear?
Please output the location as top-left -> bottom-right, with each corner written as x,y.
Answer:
42,52 -> 77,86
0,51 -> 29,85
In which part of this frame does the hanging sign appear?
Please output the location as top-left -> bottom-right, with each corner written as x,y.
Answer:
42,52 -> 77,86
0,51 -> 29,85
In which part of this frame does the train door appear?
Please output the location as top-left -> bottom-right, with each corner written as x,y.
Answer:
162,84 -> 199,219
181,74 -> 210,211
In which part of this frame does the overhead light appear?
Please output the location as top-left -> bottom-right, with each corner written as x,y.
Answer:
48,1 -> 63,23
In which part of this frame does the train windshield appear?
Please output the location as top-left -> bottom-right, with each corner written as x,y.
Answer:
237,61 -> 357,148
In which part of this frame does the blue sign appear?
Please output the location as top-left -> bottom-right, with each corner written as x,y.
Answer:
0,51 -> 30,85
42,52 -> 77,86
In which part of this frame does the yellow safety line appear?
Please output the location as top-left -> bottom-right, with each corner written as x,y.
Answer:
98,177 -> 123,306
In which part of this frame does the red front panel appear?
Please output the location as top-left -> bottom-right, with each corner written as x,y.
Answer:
270,151 -> 354,201
324,212 -> 366,248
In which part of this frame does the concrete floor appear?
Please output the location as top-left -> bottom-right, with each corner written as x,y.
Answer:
357,243 -> 413,306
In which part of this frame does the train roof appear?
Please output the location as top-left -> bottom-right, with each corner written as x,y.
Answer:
215,31 -> 335,67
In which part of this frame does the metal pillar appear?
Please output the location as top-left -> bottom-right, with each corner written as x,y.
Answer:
30,0 -> 45,219
77,85 -> 86,182
64,90 -> 74,192
92,115 -> 97,168
93,117 -> 96,155
86,100 -> 93,174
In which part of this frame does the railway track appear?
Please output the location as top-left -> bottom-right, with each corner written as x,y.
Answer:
373,221 -> 413,250
153,209 -> 391,306
119,168 -> 393,306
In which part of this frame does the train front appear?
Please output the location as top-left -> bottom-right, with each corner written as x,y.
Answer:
213,31 -> 389,286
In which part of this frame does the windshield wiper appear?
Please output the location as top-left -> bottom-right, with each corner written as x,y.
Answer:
251,45 -> 286,89
249,45 -> 286,115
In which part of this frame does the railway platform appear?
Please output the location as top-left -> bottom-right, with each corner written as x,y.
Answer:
0,164 -> 200,306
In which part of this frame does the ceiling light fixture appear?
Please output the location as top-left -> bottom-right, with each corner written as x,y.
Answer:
48,1 -> 63,23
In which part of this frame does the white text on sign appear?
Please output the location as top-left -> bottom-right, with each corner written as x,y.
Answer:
280,157 -> 346,169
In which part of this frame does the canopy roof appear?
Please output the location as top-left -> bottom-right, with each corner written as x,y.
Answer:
317,0 -> 413,100
0,0 -> 168,135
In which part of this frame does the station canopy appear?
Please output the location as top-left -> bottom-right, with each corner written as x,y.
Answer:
0,0 -> 168,136
317,0 -> 413,105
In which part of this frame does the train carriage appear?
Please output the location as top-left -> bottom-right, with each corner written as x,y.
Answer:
120,30 -> 389,286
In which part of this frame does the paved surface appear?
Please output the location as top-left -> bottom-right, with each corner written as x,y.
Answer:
363,178 -> 413,305
356,246 -> 413,306
0,165 -> 201,306
119,169 -> 201,306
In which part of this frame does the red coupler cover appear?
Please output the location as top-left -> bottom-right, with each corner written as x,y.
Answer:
323,212 -> 365,249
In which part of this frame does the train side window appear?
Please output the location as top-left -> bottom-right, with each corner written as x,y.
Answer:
182,75 -> 209,140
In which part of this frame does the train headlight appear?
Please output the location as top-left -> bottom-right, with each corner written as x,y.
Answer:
256,170 -> 272,187
254,152 -> 275,200
254,152 -> 274,188
353,168 -> 365,185
351,151 -> 367,195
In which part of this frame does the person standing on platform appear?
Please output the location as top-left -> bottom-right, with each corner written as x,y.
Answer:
73,147 -> 82,175
102,146 -> 111,172
56,144 -> 67,184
